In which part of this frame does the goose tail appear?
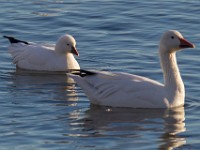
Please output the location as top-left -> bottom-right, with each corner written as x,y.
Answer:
3,36 -> 29,45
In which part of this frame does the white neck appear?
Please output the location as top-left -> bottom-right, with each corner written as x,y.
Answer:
66,53 -> 80,69
159,49 -> 185,106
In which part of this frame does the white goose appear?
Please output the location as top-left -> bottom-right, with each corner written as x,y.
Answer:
4,34 -> 80,71
68,30 -> 195,108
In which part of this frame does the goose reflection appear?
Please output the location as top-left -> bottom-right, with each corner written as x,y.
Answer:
159,107 -> 186,150
8,70 -> 78,105
80,105 -> 185,149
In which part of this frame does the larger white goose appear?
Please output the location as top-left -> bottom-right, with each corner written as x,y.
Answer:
68,30 -> 195,108
4,34 -> 80,71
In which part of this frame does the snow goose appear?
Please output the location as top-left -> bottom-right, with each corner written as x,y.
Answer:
68,30 -> 195,108
4,34 -> 80,71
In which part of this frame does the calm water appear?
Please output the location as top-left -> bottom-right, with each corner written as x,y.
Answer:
0,0 -> 200,149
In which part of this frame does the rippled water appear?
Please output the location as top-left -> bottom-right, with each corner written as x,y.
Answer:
0,0 -> 200,149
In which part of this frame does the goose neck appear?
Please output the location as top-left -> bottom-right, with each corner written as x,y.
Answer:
159,51 -> 184,93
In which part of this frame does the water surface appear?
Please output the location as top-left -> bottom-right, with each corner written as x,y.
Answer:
0,0 -> 200,149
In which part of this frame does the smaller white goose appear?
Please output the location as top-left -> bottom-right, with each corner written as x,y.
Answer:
4,34 -> 80,71
68,30 -> 195,108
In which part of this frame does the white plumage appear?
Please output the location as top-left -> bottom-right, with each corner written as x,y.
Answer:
69,30 -> 195,108
5,34 -> 80,71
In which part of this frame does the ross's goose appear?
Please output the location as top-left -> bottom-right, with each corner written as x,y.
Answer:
4,34 -> 80,71
68,30 -> 195,108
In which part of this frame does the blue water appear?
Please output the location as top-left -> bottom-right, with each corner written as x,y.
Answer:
0,0 -> 200,149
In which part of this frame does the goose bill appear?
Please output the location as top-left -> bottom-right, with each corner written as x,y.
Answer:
71,46 -> 79,56
179,38 -> 195,48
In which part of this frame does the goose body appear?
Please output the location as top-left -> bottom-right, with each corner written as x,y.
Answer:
4,34 -> 80,71
69,30 -> 195,108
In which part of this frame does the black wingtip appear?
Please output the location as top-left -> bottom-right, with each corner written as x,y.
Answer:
68,69 -> 96,77
3,35 -> 29,45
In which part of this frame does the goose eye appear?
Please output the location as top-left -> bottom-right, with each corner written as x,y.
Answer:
67,44 -> 70,46
171,36 -> 174,39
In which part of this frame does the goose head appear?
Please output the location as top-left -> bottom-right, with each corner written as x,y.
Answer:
55,34 -> 79,56
159,30 -> 195,54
